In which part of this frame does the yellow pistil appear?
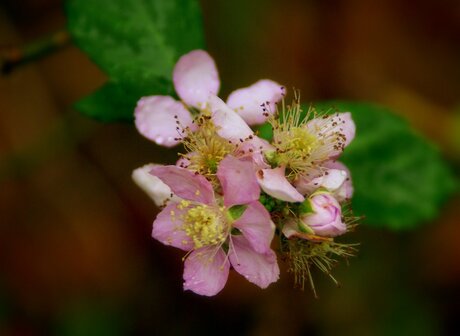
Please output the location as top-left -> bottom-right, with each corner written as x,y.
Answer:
181,204 -> 226,249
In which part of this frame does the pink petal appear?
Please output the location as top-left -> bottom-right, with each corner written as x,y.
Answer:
295,168 -> 347,195
325,161 -> 353,200
256,167 -> 305,202
339,112 -> 356,147
208,95 -> 254,142
134,95 -> 194,147
183,247 -> 230,296
233,201 -> 274,254
229,236 -> 279,289
132,164 -> 181,206
150,165 -> 214,204
227,80 -> 284,125
237,136 -> 274,169
217,155 -> 260,206
152,202 -> 193,251
306,112 -> 356,157
173,50 -> 220,108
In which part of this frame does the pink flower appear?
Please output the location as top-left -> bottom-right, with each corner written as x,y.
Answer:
134,50 -> 284,147
150,155 -> 279,296
283,192 -> 346,238
257,110 -> 356,202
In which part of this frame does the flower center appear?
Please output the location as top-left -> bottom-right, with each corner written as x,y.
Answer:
281,127 -> 317,157
181,117 -> 235,181
182,204 -> 226,249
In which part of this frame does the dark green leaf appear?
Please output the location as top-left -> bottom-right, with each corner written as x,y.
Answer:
76,77 -> 173,122
316,101 -> 456,230
66,0 -> 204,121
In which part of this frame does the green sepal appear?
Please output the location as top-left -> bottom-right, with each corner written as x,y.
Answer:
297,220 -> 315,234
228,204 -> 248,221
298,199 -> 314,215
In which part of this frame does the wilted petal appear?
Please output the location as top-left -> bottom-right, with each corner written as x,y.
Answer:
150,165 -> 214,204
233,201 -> 274,254
173,50 -> 220,108
217,155 -> 260,206
183,247 -> 230,296
227,80 -> 284,125
257,167 -> 305,202
229,236 -> 279,289
281,219 -> 299,239
208,95 -> 254,142
152,203 -> 193,251
132,164 -> 180,206
134,96 -> 193,147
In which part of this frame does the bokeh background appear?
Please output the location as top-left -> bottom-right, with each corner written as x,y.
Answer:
1,0 -> 459,335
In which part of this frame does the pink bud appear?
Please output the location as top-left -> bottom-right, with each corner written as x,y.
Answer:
301,193 -> 346,237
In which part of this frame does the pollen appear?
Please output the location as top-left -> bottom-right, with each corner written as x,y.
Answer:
180,116 -> 236,184
182,205 -> 226,249
269,92 -> 346,180
177,200 -> 191,210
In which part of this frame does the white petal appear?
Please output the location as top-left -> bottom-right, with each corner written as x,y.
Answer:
132,164 -> 180,206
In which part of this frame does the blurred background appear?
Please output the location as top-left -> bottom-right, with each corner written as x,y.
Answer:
1,0 -> 459,334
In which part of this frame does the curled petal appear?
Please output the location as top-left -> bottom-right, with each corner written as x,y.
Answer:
233,201 -> 274,254
173,50 -> 220,108
134,96 -> 194,147
227,79 -> 284,125
183,247 -> 230,296
281,219 -> 299,239
150,165 -> 214,204
229,236 -> 279,289
208,95 -> 254,142
295,169 -> 347,195
257,167 -> 305,203
217,155 -> 260,207
132,164 -> 180,206
152,203 -> 193,251
325,161 -> 354,201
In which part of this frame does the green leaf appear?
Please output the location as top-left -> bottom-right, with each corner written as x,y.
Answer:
66,0 -> 204,121
75,82 -> 140,122
228,204 -> 248,221
316,101 -> 456,230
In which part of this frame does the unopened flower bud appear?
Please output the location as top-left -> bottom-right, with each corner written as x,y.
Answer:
300,193 -> 346,237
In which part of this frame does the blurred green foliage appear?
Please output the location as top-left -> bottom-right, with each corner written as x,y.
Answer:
66,0 -> 204,121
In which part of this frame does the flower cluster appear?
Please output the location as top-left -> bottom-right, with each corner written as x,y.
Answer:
133,50 -> 359,296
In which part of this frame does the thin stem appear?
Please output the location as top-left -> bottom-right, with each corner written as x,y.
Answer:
1,29 -> 70,75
